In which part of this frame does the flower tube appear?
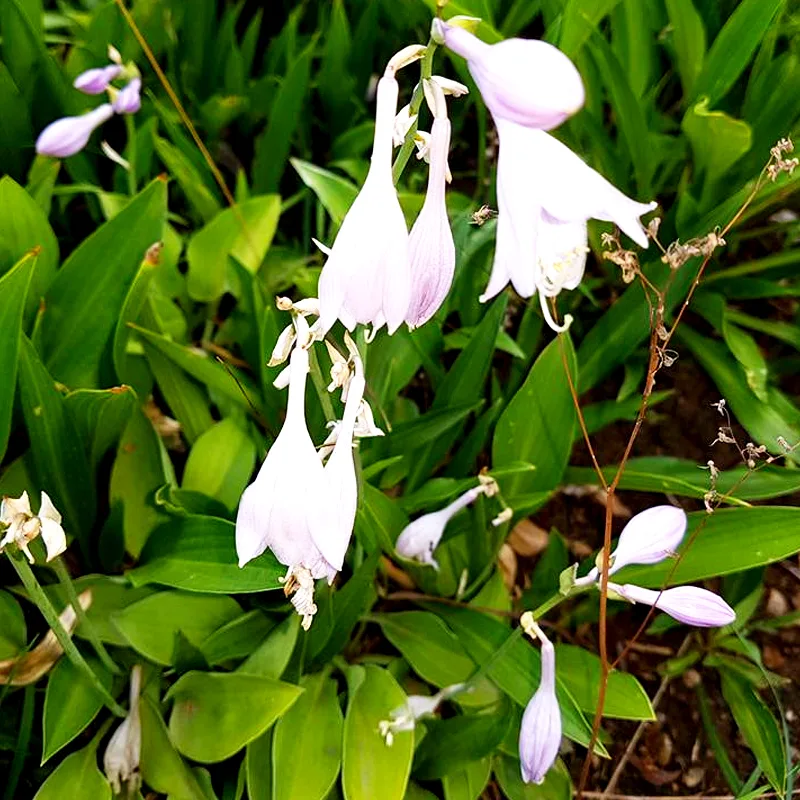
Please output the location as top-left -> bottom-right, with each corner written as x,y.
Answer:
74,64 -> 123,95
612,583 -> 736,627
35,105 -> 115,158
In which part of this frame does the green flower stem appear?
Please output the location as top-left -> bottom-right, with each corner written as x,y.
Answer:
52,556 -> 120,675
391,38 -> 437,185
531,591 -> 568,620
124,114 -> 138,196
308,344 -> 335,422
9,553 -> 127,717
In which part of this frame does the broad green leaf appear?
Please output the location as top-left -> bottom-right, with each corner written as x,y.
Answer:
565,457 -> 800,503
186,195 -> 281,301
239,614 -> 300,680
109,405 -> 172,557
413,708 -> 511,780
291,158 -> 358,226
0,253 -> 34,463
343,665 -> 413,800
555,644 -> 654,720
128,515 -> 284,594
168,671 -> 303,763
559,0 -> 624,57
578,390 -> 673,440
720,670 -> 786,793
0,65 -> 32,182
354,483 -> 409,554
494,755 -> 572,800
493,335 -> 577,500
664,0 -> 706,97
40,178 -> 167,388
385,402 -> 483,456
427,604 -> 605,754
64,386 -> 137,470
372,611 -> 497,707
154,136 -> 221,222
33,740 -> 110,800
182,419 -> 256,510
112,590 -> 242,665
0,590 -> 26,658
273,673 -> 343,800
199,610 -> 275,666
140,695 -> 212,800
682,98 -> 752,191
442,757 -> 492,800
0,177 -> 57,321
618,506 -> 800,587
42,656 -> 111,763
17,335 -> 95,549
129,324 -> 265,416
692,0 -> 785,105
253,40 -> 315,192
246,728 -> 273,800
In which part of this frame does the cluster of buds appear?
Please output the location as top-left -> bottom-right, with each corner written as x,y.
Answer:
36,45 -> 142,159
661,229 -> 725,271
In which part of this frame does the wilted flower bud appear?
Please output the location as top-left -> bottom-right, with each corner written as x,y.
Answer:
35,105 -> 115,158
612,583 -> 736,628
104,665 -> 142,796
73,64 -> 123,95
0,491 -> 66,563
378,683 -> 468,746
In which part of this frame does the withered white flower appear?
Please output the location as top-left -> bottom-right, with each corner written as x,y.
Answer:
0,491 -> 66,563
104,664 -> 142,796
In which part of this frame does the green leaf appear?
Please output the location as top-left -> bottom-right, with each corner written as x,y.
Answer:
0,589 -> 26,658
199,610 -> 275,666
692,0 -> 785,105
343,665 -> 414,800
253,40 -> 315,192
186,195 -> 281,301
555,644 -> 654,720
273,673 -> 344,800
239,614 -> 300,680
167,671 -> 303,763
372,611 -> 497,707
0,177 -> 57,322
0,253 -> 34,462
64,386 -> 137,470
0,66 -> 32,182
720,670 -> 786,793
112,590 -> 242,665
493,335 -> 577,500
17,335 -> 95,549
42,656 -> 111,763
664,0 -> 706,97
442,757 -> 492,800
182,419 -> 256,511
413,709 -> 511,780
129,323 -> 265,416
154,136 -> 221,222
128,515 -> 284,594
109,405 -> 172,557
559,0 -> 624,57
33,740 -> 110,800
494,754 -> 572,800
291,158 -> 358,226
40,178 -> 167,388
385,402 -> 483,456
618,506 -> 800,587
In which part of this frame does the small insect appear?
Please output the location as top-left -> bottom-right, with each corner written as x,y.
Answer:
470,204 -> 497,226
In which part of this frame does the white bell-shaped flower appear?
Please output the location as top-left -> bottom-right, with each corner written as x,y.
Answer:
318,74 -> 411,335
481,122 -> 657,329
406,114 -> 455,329
236,346 -> 335,631
395,485 -> 484,570
433,20 -> 584,130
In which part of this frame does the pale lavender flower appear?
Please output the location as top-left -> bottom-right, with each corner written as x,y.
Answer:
612,583 -> 736,628
35,104 -> 115,158
73,64 -> 123,95
317,74 -> 411,335
395,485 -> 484,570
433,20 -> 584,131
406,115 -> 455,329
113,77 -> 141,114
519,626 -> 561,784
481,122 -> 657,330
236,346 -> 335,629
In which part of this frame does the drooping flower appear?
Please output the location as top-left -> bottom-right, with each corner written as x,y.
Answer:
236,345 -> 335,629
519,614 -> 561,784
611,583 -> 736,628
35,104 -> 115,158
0,491 -> 66,563
379,683 -> 468,746
482,122 -> 657,330
74,64 -> 123,95
406,111 -> 456,329
113,77 -> 142,115
433,19 -> 584,131
317,73 -> 411,336
104,665 -> 142,796
395,484 -> 485,570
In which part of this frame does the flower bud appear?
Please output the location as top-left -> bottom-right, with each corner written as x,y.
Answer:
113,77 -> 141,114
104,665 -> 142,796
607,505 -> 687,575
74,64 -> 123,95
613,583 -> 736,628
35,105 -> 115,158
